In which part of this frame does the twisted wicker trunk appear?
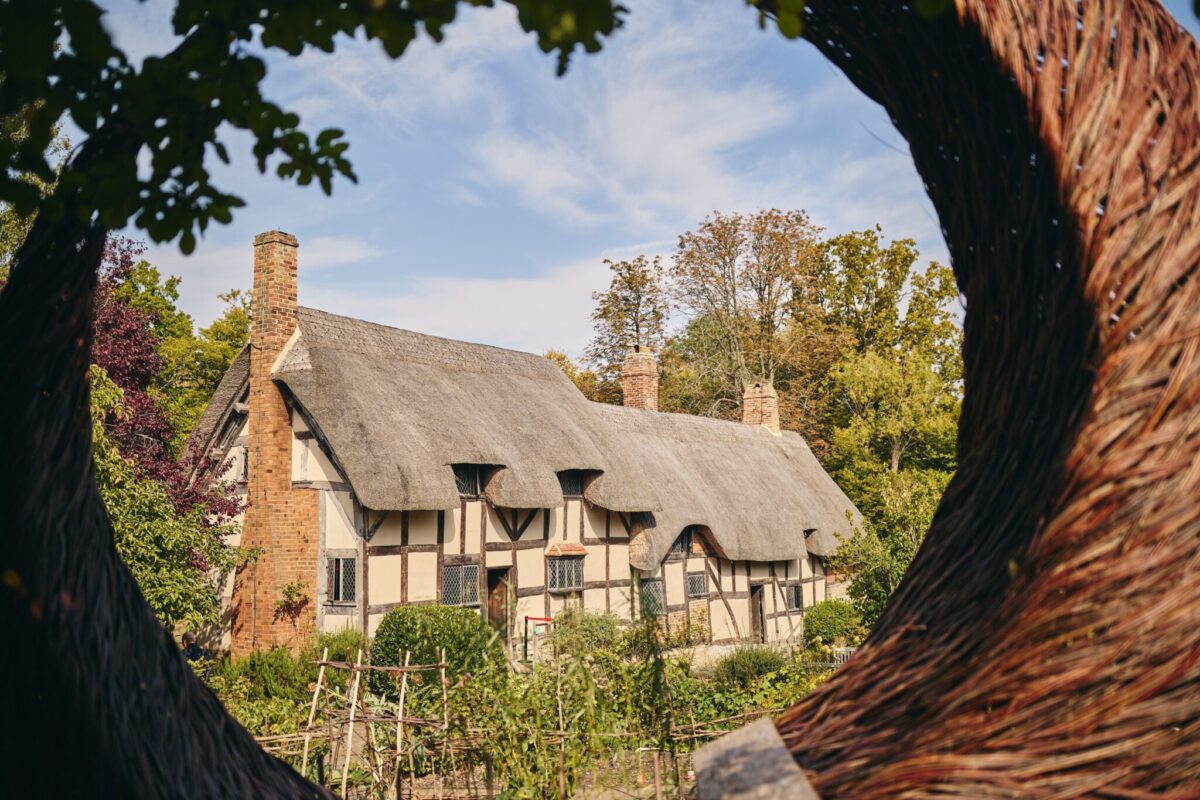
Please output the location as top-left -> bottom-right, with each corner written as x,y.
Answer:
777,1 -> 1200,796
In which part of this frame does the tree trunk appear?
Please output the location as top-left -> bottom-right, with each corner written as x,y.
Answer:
776,1 -> 1200,795
0,128 -> 331,797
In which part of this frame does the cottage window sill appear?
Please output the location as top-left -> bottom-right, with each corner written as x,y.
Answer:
548,587 -> 583,595
325,601 -> 355,608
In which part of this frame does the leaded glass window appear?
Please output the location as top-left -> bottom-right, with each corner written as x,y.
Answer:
557,470 -> 583,497
687,573 -> 707,599
443,563 -> 480,607
548,556 -> 584,592
641,578 -> 665,617
329,557 -> 356,604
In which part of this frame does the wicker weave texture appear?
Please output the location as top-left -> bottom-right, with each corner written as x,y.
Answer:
775,1 -> 1200,796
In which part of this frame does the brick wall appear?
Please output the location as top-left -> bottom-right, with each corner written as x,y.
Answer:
742,381 -> 780,434
230,231 -> 320,656
620,351 -> 659,411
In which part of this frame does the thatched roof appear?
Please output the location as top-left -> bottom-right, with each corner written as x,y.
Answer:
185,344 -> 249,464
192,307 -> 860,568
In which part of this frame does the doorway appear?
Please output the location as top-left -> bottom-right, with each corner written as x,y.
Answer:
486,567 -> 512,643
749,584 -> 765,643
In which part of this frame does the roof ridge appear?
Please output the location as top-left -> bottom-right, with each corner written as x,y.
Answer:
296,306 -> 551,364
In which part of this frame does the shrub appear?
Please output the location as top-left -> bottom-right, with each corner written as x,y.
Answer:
546,609 -> 623,660
803,599 -> 866,647
711,646 -> 786,690
371,605 -> 504,696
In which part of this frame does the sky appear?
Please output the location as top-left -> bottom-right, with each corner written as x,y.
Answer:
93,0 -> 1198,357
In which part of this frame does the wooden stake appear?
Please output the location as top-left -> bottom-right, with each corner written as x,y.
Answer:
301,646 -> 329,778
340,648 -> 364,798
394,651 -> 410,794
653,751 -> 664,800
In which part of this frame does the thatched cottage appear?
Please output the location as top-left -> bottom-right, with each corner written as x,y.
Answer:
189,231 -> 861,656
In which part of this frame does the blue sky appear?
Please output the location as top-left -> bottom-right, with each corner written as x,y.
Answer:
96,0 -> 1198,356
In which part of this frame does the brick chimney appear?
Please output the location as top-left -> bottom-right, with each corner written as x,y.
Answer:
742,380 -> 780,434
230,231 -> 319,656
621,350 -> 659,411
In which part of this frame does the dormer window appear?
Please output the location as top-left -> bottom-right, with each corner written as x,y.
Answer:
453,464 -> 487,496
557,470 -> 584,497
669,528 -> 693,557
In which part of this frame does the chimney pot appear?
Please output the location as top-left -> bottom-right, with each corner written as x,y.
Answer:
620,351 -> 659,411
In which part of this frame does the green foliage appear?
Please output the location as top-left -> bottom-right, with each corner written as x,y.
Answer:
90,365 -> 235,628
545,349 -> 619,404
803,599 -> 865,648
202,629 -> 366,737
711,646 -> 786,691
547,608 -> 623,660
110,261 -> 250,447
0,1 -> 625,252
584,255 -> 669,386
371,604 -> 505,694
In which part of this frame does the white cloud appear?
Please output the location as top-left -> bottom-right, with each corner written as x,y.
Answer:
144,235 -> 386,326
304,256 -> 615,357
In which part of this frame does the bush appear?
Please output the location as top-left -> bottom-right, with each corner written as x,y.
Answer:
546,609 -> 623,660
371,605 -> 504,696
711,646 -> 786,690
803,599 -> 866,647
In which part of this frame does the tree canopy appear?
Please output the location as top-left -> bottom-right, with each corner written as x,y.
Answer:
0,0 -> 625,252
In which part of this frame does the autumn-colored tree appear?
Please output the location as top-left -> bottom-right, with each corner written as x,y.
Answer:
671,209 -> 824,391
544,349 -> 618,404
584,256 -> 669,387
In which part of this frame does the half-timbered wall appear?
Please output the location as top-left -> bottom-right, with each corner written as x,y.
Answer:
255,414 -> 834,652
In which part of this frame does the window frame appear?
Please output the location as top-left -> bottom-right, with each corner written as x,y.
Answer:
640,578 -> 666,618
547,555 -> 585,593
686,573 -> 707,599
669,529 -> 692,558
453,464 -> 486,497
557,470 -> 584,498
442,562 -> 481,607
328,557 -> 356,605
785,583 -> 803,611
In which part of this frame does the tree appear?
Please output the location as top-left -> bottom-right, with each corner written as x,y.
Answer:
545,349 -> 618,404
584,256 -> 669,383
90,366 -> 236,628
672,209 -> 824,391
0,3 -> 624,794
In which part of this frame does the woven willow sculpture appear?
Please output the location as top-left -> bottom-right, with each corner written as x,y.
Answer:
776,1 -> 1200,796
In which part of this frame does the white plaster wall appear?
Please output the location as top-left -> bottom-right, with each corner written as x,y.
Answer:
410,511 -> 438,546
324,490 -> 357,549
371,554 -> 404,605
583,544 -> 606,583
372,512 -> 403,547
408,552 -> 438,601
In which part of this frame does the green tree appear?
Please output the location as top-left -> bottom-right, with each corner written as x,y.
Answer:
545,348 -> 619,404
816,232 -> 963,625
584,255 -> 669,384
90,365 -> 235,628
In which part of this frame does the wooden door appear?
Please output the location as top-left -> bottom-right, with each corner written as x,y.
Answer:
749,584 -> 765,643
486,568 -> 511,642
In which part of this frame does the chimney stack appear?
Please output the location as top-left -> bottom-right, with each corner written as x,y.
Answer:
621,350 -> 659,412
232,231 -> 319,656
742,381 -> 780,434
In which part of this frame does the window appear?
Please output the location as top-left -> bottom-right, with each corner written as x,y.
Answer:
453,464 -> 486,496
443,563 -> 480,607
548,556 -> 584,592
240,445 -> 249,482
641,578 -> 666,618
328,557 -> 356,604
687,573 -> 707,599
669,529 -> 692,557
785,584 -> 803,611
557,470 -> 584,497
